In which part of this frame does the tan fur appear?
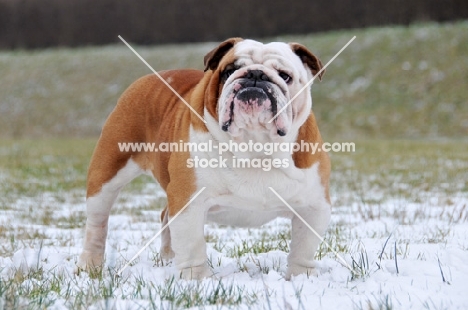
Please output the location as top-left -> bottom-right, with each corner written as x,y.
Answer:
87,70 -> 203,216
292,113 -> 331,203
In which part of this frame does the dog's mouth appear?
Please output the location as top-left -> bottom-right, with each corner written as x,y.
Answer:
220,84 -> 291,137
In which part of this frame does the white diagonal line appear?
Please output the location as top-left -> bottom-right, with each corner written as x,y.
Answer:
116,187 -> 206,276
268,187 -> 357,275
268,36 -> 356,124
118,35 -> 207,123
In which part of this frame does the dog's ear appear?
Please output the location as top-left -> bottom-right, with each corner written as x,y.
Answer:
204,37 -> 243,72
289,43 -> 324,80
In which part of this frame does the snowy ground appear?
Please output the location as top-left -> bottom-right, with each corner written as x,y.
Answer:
1,176 -> 467,309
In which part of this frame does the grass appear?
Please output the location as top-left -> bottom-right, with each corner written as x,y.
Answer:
0,21 -> 467,139
0,139 -> 154,198
0,265 -> 261,309
153,277 -> 259,308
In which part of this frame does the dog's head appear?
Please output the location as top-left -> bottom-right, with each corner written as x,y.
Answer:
203,38 -> 324,141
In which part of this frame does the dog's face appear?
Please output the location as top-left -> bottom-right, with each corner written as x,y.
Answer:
204,38 -> 324,140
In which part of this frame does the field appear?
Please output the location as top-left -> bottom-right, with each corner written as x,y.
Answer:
0,22 -> 467,309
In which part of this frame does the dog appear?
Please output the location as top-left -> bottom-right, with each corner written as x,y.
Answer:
77,38 -> 331,280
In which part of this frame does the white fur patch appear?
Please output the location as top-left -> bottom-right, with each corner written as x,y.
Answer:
78,159 -> 143,270
188,126 -> 329,228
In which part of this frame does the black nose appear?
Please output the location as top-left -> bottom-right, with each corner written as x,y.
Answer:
245,70 -> 270,82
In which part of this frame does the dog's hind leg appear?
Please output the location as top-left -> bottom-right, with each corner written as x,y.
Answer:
76,146 -> 143,274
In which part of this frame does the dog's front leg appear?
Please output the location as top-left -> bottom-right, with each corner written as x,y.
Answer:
169,203 -> 212,280
285,203 -> 331,280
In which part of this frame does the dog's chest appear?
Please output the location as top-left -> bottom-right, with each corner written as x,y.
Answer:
198,163 -> 324,227
193,152 -> 323,208
189,129 -> 325,208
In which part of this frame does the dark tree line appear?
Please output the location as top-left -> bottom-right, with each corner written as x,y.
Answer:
0,0 -> 467,49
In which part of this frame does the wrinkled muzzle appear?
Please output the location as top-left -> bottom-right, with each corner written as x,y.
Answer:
220,83 -> 292,138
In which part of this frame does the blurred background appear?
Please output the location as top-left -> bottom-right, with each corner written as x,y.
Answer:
1,0 -> 467,48
0,0 -> 467,140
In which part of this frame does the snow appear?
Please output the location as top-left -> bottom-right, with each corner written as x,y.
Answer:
0,182 -> 467,309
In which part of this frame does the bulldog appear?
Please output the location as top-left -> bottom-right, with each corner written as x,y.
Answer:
77,38 -> 331,280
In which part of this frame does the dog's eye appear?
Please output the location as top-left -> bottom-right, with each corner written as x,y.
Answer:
225,69 -> 236,77
221,68 -> 236,80
279,72 -> 292,83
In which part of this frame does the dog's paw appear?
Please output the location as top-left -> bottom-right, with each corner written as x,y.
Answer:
160,246 -> 175,260
179,264 -> 213,280
285,263 -> 318,280
75,251 -> 104,277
